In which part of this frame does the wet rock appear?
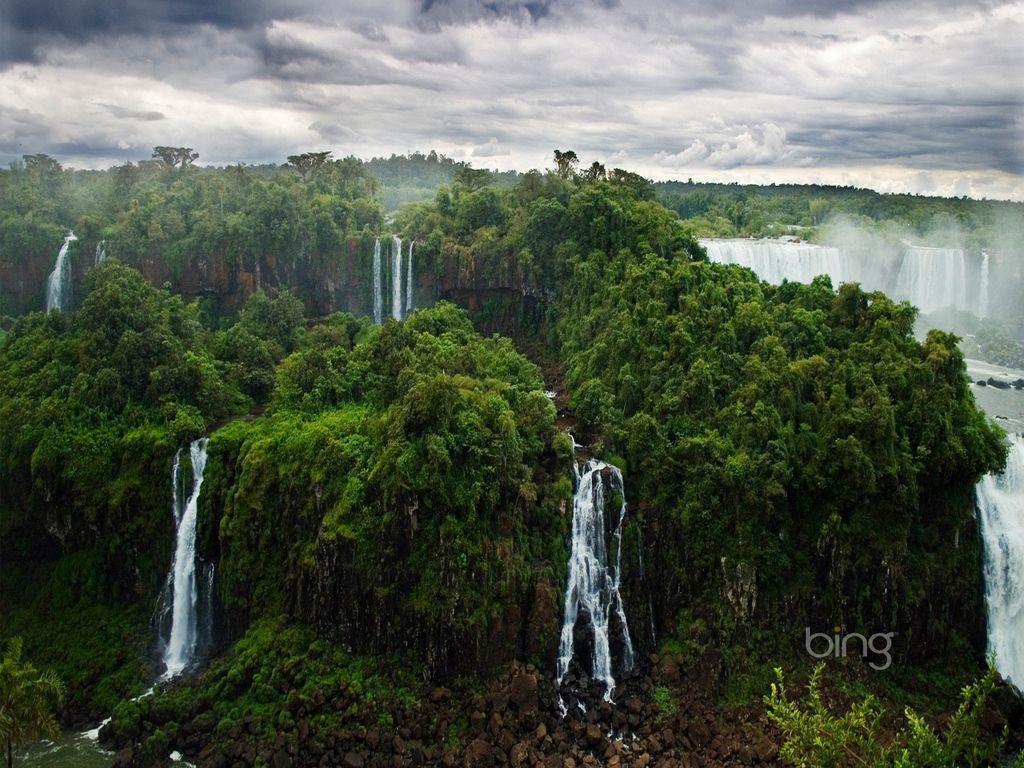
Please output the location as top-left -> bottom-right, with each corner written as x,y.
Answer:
988,377 -> 1011,389
510,672 -> 539,711
464,737 -> 491,765
342,752 -> 364,768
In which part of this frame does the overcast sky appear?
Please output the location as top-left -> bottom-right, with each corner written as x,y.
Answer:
1,0 -> 1022,199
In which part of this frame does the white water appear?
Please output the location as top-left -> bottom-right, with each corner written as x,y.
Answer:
700,238 -> 995,320
979,251 -> 991,319
556,459 -> 635,700
372,238 -> 383,325
162,438 -> 209,678
94,240 -> 106,266
892,246 -> 969,315
406,240 -> 415,314
978,433 -> 1024,689
45,232 -> 76,312
391,235 -> 403,321
701,238 -> 846,287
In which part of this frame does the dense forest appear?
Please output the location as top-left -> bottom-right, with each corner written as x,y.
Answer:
1,151 -> 1022,767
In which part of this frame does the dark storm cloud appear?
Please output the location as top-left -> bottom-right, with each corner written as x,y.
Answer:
0,0 -> 308,63
0,0 -> 1020,198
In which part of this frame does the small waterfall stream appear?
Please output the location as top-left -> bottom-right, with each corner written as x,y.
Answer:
406,240 -> 415,314
162,438 -> 210,678
372,238 -> 383,325
391,235 -> 403,321
556,457 -> 635,703
979,251 -> 991,319
977,433 -> 1024,689
45,232 -> 76,312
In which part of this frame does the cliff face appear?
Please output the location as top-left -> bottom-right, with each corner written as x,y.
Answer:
0,235 -> 540,330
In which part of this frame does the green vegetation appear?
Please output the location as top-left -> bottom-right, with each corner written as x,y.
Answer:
766,662 -> 1021,768
657,179 -> 1024,248
0,637 -> 65,768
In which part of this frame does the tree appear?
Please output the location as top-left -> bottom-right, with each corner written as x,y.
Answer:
21,154 -> 62,175
584,161 -> 606,181
152,146 -> 199,168
0,638 -> 65,768
286,151 -> 332,180
553,149 -> 579,180
453,165 -> 493,191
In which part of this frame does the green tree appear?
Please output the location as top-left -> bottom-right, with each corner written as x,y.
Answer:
286,151 -> 332,180
0,638 -> 65,768
553,149 -> 579,180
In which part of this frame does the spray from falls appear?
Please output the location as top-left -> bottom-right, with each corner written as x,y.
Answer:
45,231 -> 76,312
892,246 -> 969,315
977,433 -> 1024,689
406,240 -> 415,314
392,235 -> 403,321
161,438 -> 210,678
372,238 -> 383,325
557,458 -> 635,702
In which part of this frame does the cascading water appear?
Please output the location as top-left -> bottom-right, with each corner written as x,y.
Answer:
977,433 -> 1024,689
392,235 -> 403,321
979,251 -> 991,319
95,240 -> 106,266
406,240 -> 414,314
556,458 -> 635,702
45,231 -> 76,312
372,238 -> 383,325
701,238 -> 846,287
162,438 -> 210,678
891,246 -> 969,315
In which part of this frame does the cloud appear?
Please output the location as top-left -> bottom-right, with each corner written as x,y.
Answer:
0,0 -> 1020,199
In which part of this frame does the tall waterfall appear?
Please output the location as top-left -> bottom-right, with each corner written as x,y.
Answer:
162,438 -> 210,678
45,231 -> 76,312
557,459 -> 635,701
406,240 -> 414,314
977,433 -> 1024,689
701,238 -> 846,287
979,252 -> 991,319
892,246 -> 969,315
94,240 -> 106,266
372,238 -> 383,325
391,235 -> 403,321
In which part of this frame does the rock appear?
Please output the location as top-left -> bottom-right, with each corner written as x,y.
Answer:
753,737 -> 778,762
987,377 -> 1011,390
535,723 -> 548,741
464,737 -> 491,766
510,741 -> 530,765
342,752 -> 365,768
585,723 -> 603,746
430,687 -> 452,703
976,380 -> 987,386
113,747 -> 134,767
1014,378 -> 1024,390
510,672 -> 539,710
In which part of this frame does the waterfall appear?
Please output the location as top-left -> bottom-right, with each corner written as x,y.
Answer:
372,238 -> 383,325
162,438 -> 210,678
392,235 -> 403,321
977,433 -> 1024,689
45,231 -> 76,312
95,240 -> 106,266
979,252 -> 991,319
556,458 -> 635,701
700,238 -> 846,287
406,240 -> 414,314
891,246 -> 969,315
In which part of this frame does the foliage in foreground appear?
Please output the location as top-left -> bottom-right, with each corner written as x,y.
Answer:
766,662 -> 1021,768
0,637 -> 65,767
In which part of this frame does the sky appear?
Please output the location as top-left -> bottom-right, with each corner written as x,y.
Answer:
1,0 -> 1022,200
